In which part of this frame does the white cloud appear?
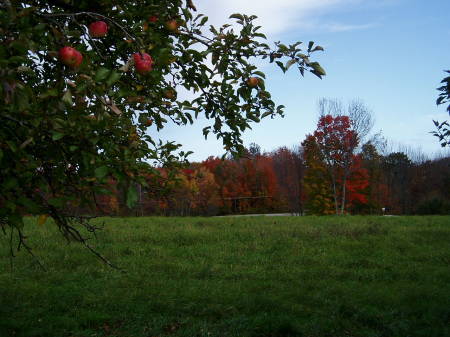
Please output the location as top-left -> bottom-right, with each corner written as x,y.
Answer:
194,0 -> 367,36
324,22 -> 375,32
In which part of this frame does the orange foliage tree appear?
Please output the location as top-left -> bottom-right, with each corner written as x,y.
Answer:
303,114 -> 370,215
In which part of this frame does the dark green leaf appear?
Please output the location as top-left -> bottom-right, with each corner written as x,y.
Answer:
95,67 -> 111,82
310,62 -> 326,76
106,71 -> 121,86
52,132 -> 64,141
312,45 -> 324,52
95,166 -> 109,179
48,198 -> 64,208
229,13 -> 244,20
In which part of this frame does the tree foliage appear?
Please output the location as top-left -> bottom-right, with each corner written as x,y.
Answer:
301,112 -> 374,215
433,70 -> 450,147
0,0 -> 325,259
302,135 -> 334,215
311,114 -> 359,214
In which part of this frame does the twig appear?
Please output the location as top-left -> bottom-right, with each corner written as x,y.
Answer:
17,228 -> 47,271
83,241 -> 124,271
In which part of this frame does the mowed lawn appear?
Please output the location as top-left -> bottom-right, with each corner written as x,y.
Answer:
1,216 -> 449,337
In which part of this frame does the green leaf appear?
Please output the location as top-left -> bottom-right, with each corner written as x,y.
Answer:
248,115 -> 260,123
285,59 -> 297,71
253,71 -> 266,79
126,185 -> 138,208
275,61 -> 285,73
277,44 -> 288,53
52,132 -> 64,141
6,141 -> 17,152
95,166 -> 109,179
229,13 -> 244,20
312,45 -> 324,52
95,67 -> 111,82
48,197 -> 64,208
40,88 -> 58,99
106,71 -> 121,86
16,89 -> 30,110
310,62 -> 326,76
62,89 -> 73,105
3,177 -> 18,190
261,111 -> 272,118
18,196 -> 40,213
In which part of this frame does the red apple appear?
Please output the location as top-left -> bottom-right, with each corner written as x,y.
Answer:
133,52 -> 154,74
165,19 -> 179,32
89,21 -> 108,37
59,47 -> 83,68
247,77 -> 259,88
148,15 -> 158,23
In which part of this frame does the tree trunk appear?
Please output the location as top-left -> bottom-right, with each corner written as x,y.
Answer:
332,178 -> 339,215
340,176 -> 347,215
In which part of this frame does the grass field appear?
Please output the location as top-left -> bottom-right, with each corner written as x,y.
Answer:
1,216 -> 449,337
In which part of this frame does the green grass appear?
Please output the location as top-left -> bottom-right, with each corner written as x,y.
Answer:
1,216 -> 449,337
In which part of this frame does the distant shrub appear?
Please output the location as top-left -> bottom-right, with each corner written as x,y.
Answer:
415,197 -> 450,215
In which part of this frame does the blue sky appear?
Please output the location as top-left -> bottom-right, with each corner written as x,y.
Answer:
159,0 -> 450,161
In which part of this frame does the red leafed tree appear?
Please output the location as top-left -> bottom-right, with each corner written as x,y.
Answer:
201,152 -> 278,214
359,142 -> 389,214
245,154 -> 279,212
270,146 -> 305,214
310,114 -> 359,214
202,157 -> 246,213
345,155 -> 370,212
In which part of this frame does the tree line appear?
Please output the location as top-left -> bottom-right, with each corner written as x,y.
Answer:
90,99 -> 450,216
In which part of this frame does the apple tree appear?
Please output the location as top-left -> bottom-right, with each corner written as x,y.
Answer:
0,0 -> 325,263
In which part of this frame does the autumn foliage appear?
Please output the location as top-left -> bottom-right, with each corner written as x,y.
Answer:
91,117 -> 450,216
85,111 -> 450,217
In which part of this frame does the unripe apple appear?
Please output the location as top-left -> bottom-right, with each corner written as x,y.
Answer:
165,19 -> 179,32
133,52 -> 154,74
247,77 -> 259,88
59,47 -> 83,68
89,21 -> 108,38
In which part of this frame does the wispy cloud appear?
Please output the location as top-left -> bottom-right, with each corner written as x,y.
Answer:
323,22 -> 376,32
195,0 -> 373,36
